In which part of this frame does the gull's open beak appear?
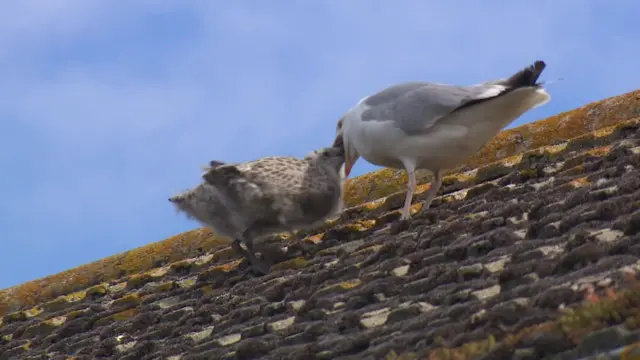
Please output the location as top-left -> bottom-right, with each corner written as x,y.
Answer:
344,158 -> 354,178
343,146 -> 359,178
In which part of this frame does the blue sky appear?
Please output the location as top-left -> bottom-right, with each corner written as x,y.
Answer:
1,0 -> 639,289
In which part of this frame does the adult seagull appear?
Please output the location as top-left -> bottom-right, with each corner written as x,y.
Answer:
336,60 -> 551,220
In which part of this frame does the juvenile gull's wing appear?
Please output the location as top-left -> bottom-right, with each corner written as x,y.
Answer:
202,157 -> 307,203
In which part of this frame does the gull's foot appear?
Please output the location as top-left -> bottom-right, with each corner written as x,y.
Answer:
399,211 -> 412,221
419,199 -> 436,211
390,217 -> 411,234
249,255 -> 272,275
231,239 -> 249,257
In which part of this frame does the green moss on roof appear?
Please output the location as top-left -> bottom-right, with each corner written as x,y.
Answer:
0,228 -> 230,316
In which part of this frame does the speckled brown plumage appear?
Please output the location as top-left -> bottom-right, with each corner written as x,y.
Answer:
169,137 -> 345,274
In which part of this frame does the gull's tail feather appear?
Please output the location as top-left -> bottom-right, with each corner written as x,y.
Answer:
168,193 -> 186,203
504,60 -> 546,88
200,160 -> 227,172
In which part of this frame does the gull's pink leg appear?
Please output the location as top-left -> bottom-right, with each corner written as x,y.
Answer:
422,169 -> 442,209
401,169 -> 416,220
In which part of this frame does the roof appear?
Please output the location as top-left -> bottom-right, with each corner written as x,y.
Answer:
1,89 -> 640,360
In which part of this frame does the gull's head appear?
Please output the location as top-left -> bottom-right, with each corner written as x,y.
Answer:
335,116 -> 359,178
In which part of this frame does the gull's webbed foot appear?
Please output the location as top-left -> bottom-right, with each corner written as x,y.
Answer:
249,256 -> 272,275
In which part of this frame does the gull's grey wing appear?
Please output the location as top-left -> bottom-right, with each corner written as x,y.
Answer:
362,82 -> 433,107
360,82 -> 504,135
359,61 -> 547,135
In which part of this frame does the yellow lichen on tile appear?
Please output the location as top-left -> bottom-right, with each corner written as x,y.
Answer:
323,218 -> 338,228
304,233 -> 325,244
362,198 -> 385,211
198,285 -> 213,295
209,246 -> 238,264
563,164 -> 589,178
344,219 -> 377,232
342,168 -> 408,208
409,202 -> 423,215
415,183 -> 433,194
270,257 -> 309,271
440,169 -> 478,191
465,211 -> 489,220
43,291 -> 85,312
111,293 -> 141,308
66,309 -> 89,320
586,145 -> 612,157
177,277 -> 197,289
341,279 -> 362,290
570,177 -> 590,188
24,306 -> 42,318
352,245 -> 383,257
621,342 -> 640,360
0,227 -> 232,316
169,259 -> 195,273
108,282 -> 127,294
544,143 -> 569,154
2,311 -> 26,323
193,254 -> 214,267
108,308 -> 137,323
44,315 -> 67,327
592,126 -> 617,138
155,281 -> 175,292
114,309 -> 137,321
86,284 -> 107,297
501,154 -> 524,167
65,290 -> 86,303
200,259 -> 243,279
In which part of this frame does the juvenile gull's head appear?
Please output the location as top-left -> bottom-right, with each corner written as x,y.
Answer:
304,134 -> 346,173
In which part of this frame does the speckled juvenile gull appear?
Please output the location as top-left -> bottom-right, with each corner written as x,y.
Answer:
336,60 -> 551,220
168,135 -> 346,274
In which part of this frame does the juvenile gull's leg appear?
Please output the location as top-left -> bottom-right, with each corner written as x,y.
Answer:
237,220 -> 274,275
421,169 -> 443,210
231,239 -> 250,259
232,238 -> 271,275
243,236 -> 272,275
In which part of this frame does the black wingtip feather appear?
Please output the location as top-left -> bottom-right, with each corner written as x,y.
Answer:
208,160 -> 226,168
506,60 -> 547,88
